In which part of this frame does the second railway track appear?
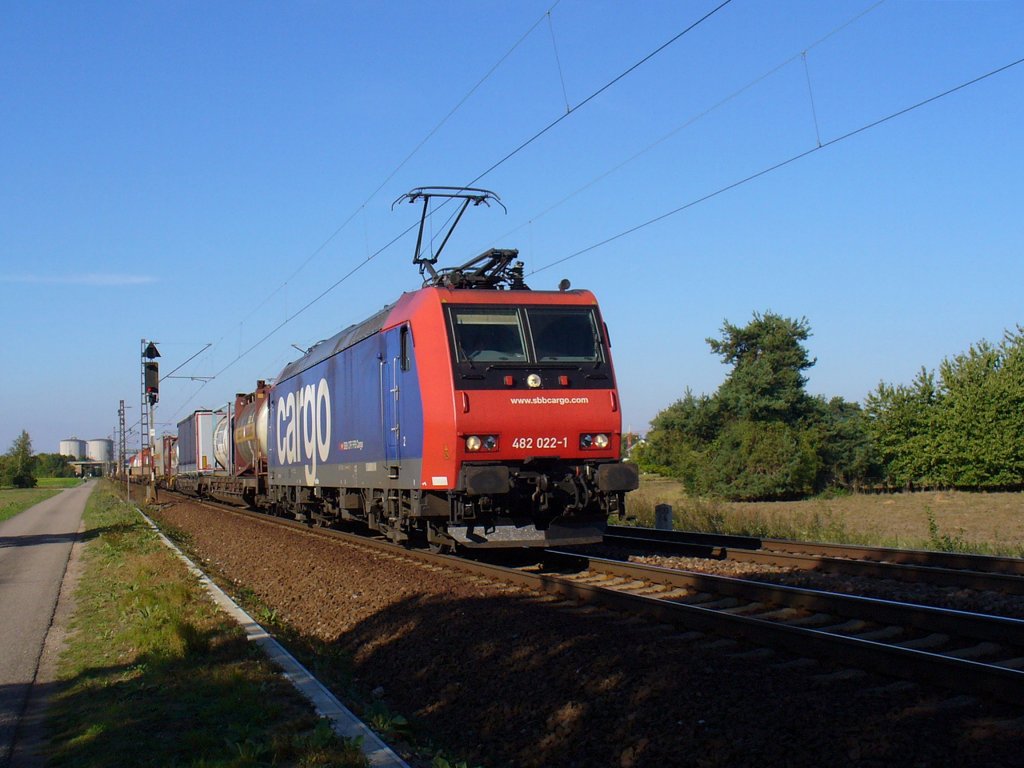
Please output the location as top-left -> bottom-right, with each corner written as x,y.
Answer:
604,525 -> 1024,595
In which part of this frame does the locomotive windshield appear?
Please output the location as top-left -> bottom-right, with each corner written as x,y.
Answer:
449,305 -> 603,364
526,307 -> 601,362
451,308 -> 527,362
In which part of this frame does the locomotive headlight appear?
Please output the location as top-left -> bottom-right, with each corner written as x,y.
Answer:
465,435 -> 497,452
594,433 -> 610,449
527,373 -> 542,388
580,433 -> 610,450
580,434 -> 593,449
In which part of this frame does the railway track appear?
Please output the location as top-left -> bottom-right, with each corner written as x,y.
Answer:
159,494 -> 1024,705
536,550 -> 1024,704
604,525 -> 1024,595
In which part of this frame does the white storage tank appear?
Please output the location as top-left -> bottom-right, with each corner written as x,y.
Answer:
86,438 -> 113,462
59,438 -> 87,459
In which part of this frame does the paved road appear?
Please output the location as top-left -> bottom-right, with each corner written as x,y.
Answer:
0,483 -> 92,767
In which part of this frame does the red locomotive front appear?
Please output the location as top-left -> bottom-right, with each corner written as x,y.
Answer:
401,280 -> 638,548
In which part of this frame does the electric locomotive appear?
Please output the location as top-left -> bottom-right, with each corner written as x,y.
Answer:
178,188 -> 639,549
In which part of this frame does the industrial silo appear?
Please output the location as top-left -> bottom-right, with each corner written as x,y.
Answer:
86,438 -> 113,463
59,438 -> 87,459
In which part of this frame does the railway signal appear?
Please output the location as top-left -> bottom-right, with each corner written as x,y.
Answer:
145,361 -> 159,405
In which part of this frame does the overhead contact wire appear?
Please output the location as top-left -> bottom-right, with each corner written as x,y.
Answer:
462,0 -> 735,189
211,224 -> 417,381
532,54 -> 1024,275
486,0 -> 887,246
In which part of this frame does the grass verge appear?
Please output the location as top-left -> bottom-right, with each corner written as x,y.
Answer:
44,481 -> 369,767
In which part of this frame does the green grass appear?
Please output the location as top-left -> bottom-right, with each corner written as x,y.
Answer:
0,487 -> 62,523
0,478 -> 84,522
45,481 -> 369,768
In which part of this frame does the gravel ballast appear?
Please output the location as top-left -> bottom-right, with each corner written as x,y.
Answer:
153,501 -> 1024,768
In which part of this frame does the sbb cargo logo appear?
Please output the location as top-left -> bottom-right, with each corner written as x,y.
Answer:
276,378 -> 332,484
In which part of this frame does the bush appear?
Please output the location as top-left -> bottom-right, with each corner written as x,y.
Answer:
706,420 -> 819,501
10,472 -> 37,488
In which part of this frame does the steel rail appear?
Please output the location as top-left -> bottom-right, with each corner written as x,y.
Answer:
604,526 -> 1024,595
527,565 -> 1024,704
546,550 -> 1024,645
606,525 -> 1024,575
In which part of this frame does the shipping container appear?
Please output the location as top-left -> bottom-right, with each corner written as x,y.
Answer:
176,410 -> 217,474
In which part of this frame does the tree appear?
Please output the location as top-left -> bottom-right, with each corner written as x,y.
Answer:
708,312 -> 815,424
864,370 -> 940,489
35,453 -> 77,478
936,331 -> 1024,487
865,326 -> 1024,490
807,396 -> 880,491
636,389 -> 718,490
706,420 -> 819,500
3,430 -> 37,488
639,312 -> 874,500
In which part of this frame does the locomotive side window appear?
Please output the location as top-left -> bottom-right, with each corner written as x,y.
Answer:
400,325 -> 411,371
526,308 -> 602,363
451,309 -> 527,362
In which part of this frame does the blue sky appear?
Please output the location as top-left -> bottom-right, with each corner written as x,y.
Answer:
2,0 -> 1022,454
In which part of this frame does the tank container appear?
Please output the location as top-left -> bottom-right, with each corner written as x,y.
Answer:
213,412 -> 233,471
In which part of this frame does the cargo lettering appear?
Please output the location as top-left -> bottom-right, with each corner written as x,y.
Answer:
276,377 -> 332,484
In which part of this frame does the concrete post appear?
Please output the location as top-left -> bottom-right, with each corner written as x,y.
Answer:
654,503 -> 673,530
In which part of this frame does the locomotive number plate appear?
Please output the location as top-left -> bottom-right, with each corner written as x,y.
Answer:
511,436 -> 569,450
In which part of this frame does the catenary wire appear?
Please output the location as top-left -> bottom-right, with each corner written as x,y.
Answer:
460,0 -> 734,190
531,54 -> 1024,276
164,5 -> 563,418
483,0 -> 887,248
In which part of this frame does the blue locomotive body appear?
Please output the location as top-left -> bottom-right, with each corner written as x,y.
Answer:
262,303 -> 429,536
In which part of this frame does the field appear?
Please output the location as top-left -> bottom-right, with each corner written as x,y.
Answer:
0,488 -> 63,523
629,476 -> 1024,557
36,477 -> 86,488
0,478 -> 83,523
